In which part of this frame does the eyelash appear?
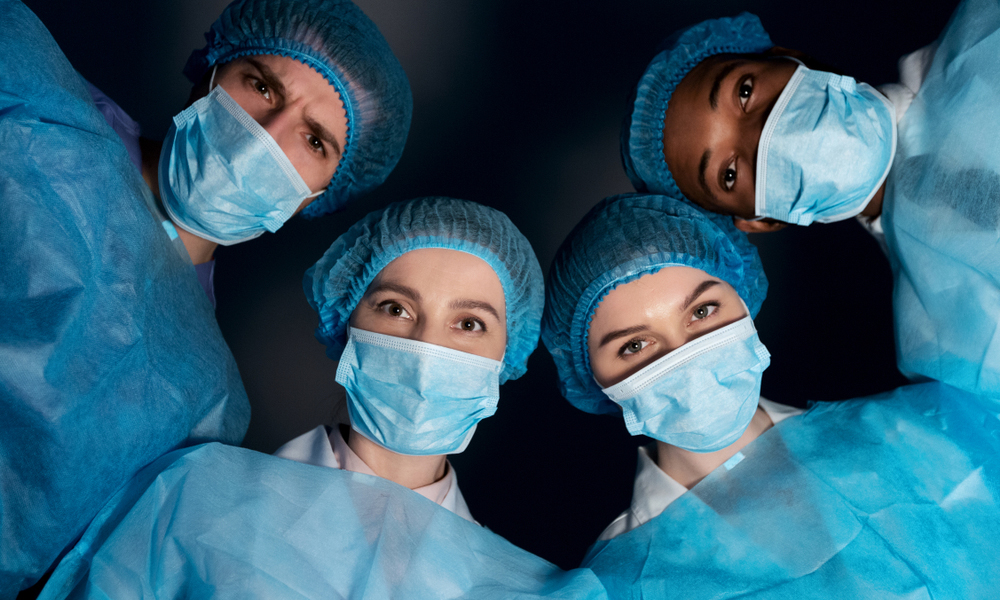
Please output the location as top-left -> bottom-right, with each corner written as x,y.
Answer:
690,302 -> 720,323
618,338 -> 651,358
248,76 -> 271,101
738,76 -> 754,110
307,134 -> 326,157
454,317 -> 487,334
377,300 -> 411,320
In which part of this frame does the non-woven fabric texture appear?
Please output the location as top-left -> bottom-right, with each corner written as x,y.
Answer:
883,0 -> 1000,398
541,193 -> 766,415
583,382 -> 1000,599
185,0 -> 413,217
0,2 -> 249,595
40,444 -> 608,600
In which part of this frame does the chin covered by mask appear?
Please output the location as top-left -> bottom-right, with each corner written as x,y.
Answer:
337,328 -> 503,456
754,65 -> 897,226
601,316 -> 770,452
159,83 -> 323,245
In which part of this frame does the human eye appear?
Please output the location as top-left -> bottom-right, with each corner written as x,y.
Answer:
722,158 -> 737,191
738,76 -> 754,110
306,134 -> 327,157
247,77 -> 271,100
619,338 -> 651,358
455,317 -> 486,333
690,302 -> 719,323
378,301 -> 411,320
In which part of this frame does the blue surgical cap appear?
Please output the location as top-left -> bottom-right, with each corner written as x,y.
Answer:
621,13 -> 773,199
185,0 -> 413,218
305,197 -> 545,383
541,193 -> 767,415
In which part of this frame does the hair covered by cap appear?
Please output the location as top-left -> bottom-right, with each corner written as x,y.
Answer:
185,0 -> 412,218
305,197 -> 545,383
621,13 -> 773,200
541,193 -> 767,415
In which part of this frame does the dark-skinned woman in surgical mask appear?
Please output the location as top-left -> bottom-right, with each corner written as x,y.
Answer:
88,0 -> 412,307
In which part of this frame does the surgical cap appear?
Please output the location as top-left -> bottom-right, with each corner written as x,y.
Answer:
621,13 -> 773,199
305,197 -> 545,383
185,0 -> 412,218
541,193 -> 767,415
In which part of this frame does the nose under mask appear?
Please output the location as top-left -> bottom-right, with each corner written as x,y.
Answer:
754,64 -> 897,226
159,73 -> 325,245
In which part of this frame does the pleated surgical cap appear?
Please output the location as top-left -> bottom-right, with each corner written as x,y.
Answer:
621,13 -> 773,200
185,0 -> 412,218
305,197 -> 545,383
541,193 -> 767,415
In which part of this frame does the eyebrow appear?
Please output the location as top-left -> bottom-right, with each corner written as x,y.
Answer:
304,114 -> 343,159
245,57 -> 286,99
708,60 -> 743,110
682,280 -> 720,310
450,299 -> 502,323
365,281 -> 421,303
598,324 -> 651,349
246,57 -> 342,159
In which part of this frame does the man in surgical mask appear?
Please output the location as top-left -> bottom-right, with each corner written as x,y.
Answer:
87,0 -> 412,306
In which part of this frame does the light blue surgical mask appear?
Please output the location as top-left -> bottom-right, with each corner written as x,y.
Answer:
336,327 -> 504,456
755,64 -> 897,226
159,81 -> 323,246
601,315 -> 770,453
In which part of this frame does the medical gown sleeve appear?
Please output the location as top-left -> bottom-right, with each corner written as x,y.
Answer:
0,1 -> 250,594
882,0 -> 1000,397
583,383 -> 1000,599
38,444 -> 607,600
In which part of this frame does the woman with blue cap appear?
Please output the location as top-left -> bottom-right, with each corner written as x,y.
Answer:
275,196 -> 544,522
542,194 -> 1000,598
542,193 -> 801,539
622,12 -> 897,234
624,2 -> 1000,401
90,0 -> 412,306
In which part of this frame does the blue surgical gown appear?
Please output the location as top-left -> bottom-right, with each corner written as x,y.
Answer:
583,382 -> 1000,599
0,1 -> 249,594
883,0 -> 1000,398
38,444 -> 608,600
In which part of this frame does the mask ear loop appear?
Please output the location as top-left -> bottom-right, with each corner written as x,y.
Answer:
208,65 -> 218,91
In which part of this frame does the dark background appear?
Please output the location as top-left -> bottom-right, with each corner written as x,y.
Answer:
27,0 -> 957,570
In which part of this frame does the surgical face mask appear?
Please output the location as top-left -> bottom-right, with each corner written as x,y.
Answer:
601,315 -> 770,453
755,64 -> 897,226
158,82 -> 323,246
336,327 -> 504,456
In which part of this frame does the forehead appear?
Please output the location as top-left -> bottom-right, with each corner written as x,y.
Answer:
591,265 -> 737,330
373,248 -> 505,307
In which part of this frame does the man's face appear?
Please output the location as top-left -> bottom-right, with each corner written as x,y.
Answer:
213,55 -> 349,214
662,54 -> 798,219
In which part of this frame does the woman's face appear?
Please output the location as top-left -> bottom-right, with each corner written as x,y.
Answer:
349,248 -> 507,361
588,266 -> 748,388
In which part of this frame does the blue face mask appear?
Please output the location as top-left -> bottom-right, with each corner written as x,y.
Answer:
159,84 -> 322,246
755,64 -> 897,226
601,316 -> 770,453
336,328 -> 504,456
